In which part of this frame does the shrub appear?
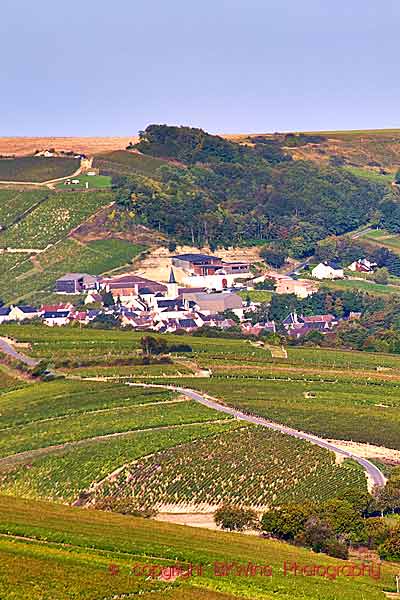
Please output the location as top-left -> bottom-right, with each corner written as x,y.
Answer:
214,504 -> 259,532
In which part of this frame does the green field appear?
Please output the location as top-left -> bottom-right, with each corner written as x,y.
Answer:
0,157 -> 79,182
56,174 -> 111,189
93,150 -> 174,178
323,277 -> 400,295
344,165 -> 394,183
2,326 -> 400,452
238,289 -> 273,302
360,228 -> 400,254
0,495 -> 397,600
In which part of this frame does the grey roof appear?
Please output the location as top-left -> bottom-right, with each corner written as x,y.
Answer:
56,273 -> 92,282
43,311 -> 70,318
173,253 -> 220,263
0,307 -> 11,316
17,306 -> 38,313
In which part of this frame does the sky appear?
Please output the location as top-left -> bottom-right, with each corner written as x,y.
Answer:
1,0 -> 400,136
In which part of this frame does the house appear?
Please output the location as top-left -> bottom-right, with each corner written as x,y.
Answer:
181,292 -> 244,318
348,258 -> 376,273
172,253 -> 250,291
101,275 -> 167,301
42,310 -> 70,327
8,305 -> 40,321
241,321 -> 276,336
84,291 -> 103,305
56,273 -> 98,294
0,306 -> 11,324
283,312 -> 338,332
311,261 -> 344,280
275,277 -> 318,298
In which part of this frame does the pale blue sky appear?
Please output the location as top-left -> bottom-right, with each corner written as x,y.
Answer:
1,0 -> 400,135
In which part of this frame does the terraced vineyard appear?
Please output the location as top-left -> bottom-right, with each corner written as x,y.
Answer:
96,426 -> 367,510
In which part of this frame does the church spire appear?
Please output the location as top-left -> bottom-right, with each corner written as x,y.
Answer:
169,268 -> 177,284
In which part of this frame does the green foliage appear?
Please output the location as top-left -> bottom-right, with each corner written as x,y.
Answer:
117,125 -> 387,250
261,502 -> 316,540
372,266 -> 389,284
214,504 -> 259,531
260,245 -> 287,268
378,527 -> 400,561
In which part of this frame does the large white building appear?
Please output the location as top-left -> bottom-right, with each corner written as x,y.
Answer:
311,262 -> 344,280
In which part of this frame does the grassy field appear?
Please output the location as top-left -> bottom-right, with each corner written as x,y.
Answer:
344,165 -> 394,183
93,150 -> 175,178
0,157 -> 79,182
360,228 -> 400,254
56,174 -> 112,189
0,495 -> 397,600
99,425 -> 366,509
323,277 -> 400,295
238,289 -> 273,302
0,237 -> 143,304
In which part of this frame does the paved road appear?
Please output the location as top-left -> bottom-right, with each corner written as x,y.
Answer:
0,337 -> 38,367
128,382 -> 387,488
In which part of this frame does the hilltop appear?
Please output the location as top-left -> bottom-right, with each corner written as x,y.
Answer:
2,128 -> 400,171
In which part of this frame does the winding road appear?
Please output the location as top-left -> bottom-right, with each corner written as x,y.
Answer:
0,337 -> 38,367
128,382 -> 387,488
0,333 -> 387,489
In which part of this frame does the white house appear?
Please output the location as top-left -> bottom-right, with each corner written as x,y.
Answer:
8,306 -> 40,321
311,262 -> 344,280
42,310 -> 71,327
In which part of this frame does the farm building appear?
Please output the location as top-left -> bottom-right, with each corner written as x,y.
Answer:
55,273 -> 98,294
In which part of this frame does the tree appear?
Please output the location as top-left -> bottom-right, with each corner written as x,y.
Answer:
378,526 -> 400,561
222,309 -> 240,324
214,505 -> 259,531
140,336 -> 168,356
261,503 -> 316,540
373,267 -> 389,285
101,291 -> 115,307
260,245 -> 287,269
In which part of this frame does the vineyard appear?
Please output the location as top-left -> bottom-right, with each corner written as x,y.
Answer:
0,157 -> 79,182
93,150 -> 172,178
94,426 -> 367,510
0,190 -> 113,249
0,189 -> 48,227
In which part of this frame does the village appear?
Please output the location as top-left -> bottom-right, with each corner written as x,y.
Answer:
0,251 -> 374,338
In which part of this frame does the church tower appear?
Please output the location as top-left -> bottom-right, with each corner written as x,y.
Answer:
167,267 -> 178,298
